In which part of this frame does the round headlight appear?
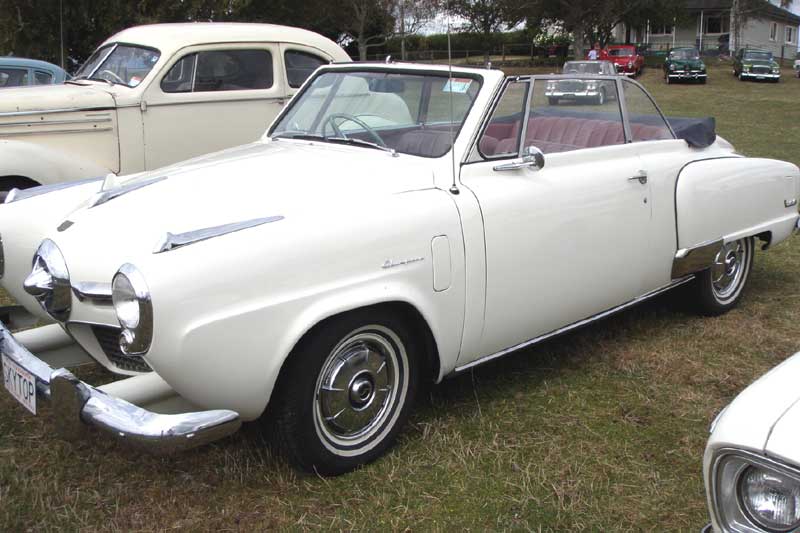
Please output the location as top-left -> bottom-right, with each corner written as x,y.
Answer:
23,239 -> 71,321
740,466 -> 800,531
112,264 -> 153,355
669,63 -> 676,70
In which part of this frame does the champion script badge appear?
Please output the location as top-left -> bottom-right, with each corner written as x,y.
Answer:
381,257 -> 425,269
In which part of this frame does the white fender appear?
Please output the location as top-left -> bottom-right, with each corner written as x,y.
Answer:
0,140 -> 111,188
676,157 -> 800,251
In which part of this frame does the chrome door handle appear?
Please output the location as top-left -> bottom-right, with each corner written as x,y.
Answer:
628,170 -> 648,184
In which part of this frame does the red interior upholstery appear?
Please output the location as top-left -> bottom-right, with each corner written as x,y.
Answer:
485,115 -> 671,155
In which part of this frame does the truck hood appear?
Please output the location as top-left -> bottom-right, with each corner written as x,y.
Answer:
709,352 -> 800,458
52,139 -> 436,281
0,82 -> 115,114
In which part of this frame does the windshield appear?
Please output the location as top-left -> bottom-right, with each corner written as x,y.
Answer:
608,48 -> 634,57
743,51 -> 772,61
74,44 -> 160,87
670,49 -> 700,60
563,62 -> 604,74
270,70 -> 481,158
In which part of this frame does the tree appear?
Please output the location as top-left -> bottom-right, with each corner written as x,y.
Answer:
449,0 -> 530,62
396,0 -> 440,60
342,0 -> 398,61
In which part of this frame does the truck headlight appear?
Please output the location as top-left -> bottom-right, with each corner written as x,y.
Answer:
772,67 -> 780,74
744,65 -> 751,72
112,263 -> 153,355
23,239 -> 71,321
711,451 -> 800,532
740,467 -> 800,531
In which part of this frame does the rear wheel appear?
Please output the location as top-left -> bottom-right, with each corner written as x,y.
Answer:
0,176 -> 39,202
548,97 -> 559,105
596,89 -> 606,105
271,308 -> 421,475
691,237 -> 754,316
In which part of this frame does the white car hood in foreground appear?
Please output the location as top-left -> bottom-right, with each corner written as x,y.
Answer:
710,352 -> 800,460
0,83 -> 115,114
51,139 -> 436,279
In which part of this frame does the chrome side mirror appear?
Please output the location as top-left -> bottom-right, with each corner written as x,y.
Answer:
493,145 -> 545,172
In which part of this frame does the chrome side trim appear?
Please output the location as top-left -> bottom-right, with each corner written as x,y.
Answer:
454,276 -> 694,373
154,216 -> 285,254
0,126 -> 114,138
145,95 -> 288,108
89,176 -> 166,208
0,116 -> 112,128
0,106 -> 116,118
4,177 -> 103,204
71,282 -> 112,305
0,321 -> 242,452
671,238 -> 723,279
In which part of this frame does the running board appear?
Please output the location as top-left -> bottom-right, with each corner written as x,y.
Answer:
454,276 -> 694,373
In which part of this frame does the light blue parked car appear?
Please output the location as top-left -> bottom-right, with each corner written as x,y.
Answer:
0,57 -> 69,88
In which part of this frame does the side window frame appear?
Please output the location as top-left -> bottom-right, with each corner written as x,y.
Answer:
618,78 -> 676,143
283,49 -> 328,89
475,76 -> 532,161
153,43 -> 281,98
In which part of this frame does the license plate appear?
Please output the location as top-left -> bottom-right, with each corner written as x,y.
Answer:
756,76 -> 765,79
2,354 -> 37,415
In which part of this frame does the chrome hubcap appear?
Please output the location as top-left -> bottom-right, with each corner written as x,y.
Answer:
711,240 -> 747,299
315,329 -> 401,445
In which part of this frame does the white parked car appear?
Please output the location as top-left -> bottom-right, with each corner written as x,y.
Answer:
703,352 -> 800,532
794,58 -> 800,77
1,62 -> 799,475
0,23 -> 349,193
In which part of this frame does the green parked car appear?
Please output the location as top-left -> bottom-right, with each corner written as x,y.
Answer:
664,47 -> 707,84
733,48 -> 781,82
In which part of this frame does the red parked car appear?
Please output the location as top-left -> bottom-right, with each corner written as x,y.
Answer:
604,45 -> 644,77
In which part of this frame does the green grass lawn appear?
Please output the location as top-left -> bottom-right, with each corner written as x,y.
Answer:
2,65 -> 800,531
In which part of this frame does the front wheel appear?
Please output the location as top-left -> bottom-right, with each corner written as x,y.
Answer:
691,237 -> 754,316
271,308 -> 421,475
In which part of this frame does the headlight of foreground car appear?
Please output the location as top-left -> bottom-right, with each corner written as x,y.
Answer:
700,63 -> 706,71
713,452 -> 800,532
772,68 -> 780,74
744,65 -> 751,72
23,239 -> 71,321
669,63 -> 676,70
112,263 -> 153,356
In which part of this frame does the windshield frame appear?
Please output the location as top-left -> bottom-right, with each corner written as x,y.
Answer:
267,65 -> 484,159
74,42 -> 162,88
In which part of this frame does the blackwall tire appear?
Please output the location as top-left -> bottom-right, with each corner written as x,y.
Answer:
271,308 -> 421,475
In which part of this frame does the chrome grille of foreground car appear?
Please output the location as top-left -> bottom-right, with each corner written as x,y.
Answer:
91,325 -> 151,373
753,66 -> 771,74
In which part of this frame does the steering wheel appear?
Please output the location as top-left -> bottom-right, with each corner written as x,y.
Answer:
97,69 -> 126,85
322,113 -> 386,147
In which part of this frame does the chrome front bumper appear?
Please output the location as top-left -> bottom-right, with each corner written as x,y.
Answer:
668,72 -> 707,79
740,72 -> 780,79
1,321 -> 241,453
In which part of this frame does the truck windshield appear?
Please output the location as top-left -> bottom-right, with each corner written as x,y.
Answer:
270,70 -> 481,158
74,44 -> 161,87
743,51 -> 772,61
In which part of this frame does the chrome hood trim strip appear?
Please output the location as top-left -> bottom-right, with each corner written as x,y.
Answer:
154,216 -> 285,254
89,176 -> 167,209
4,177 -> 103,204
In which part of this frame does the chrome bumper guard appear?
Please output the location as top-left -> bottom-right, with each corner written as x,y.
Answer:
1,321 -> 241,453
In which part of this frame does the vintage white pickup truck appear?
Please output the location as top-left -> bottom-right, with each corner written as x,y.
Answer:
1,62 -> 798,475
0,22 -> 349,193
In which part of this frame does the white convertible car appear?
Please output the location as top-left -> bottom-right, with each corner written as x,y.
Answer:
703,352 -> 800,532
1,62 -> 799,475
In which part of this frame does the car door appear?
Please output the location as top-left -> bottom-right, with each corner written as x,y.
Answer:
458,76 -> 653,360
141,42 -> 286,169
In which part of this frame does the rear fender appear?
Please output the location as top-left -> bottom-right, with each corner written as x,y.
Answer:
675,157 -> 800,255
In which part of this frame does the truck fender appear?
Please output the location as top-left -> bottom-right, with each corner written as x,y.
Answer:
0,140 -> 111,189
673,157 -> 800,277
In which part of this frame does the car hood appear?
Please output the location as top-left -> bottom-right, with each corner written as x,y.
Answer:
0,82 -> 115,114
709,352 -> 800,458
54,139 -> 436,277
670,59 -> 704,68
609,56 -> 635,63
